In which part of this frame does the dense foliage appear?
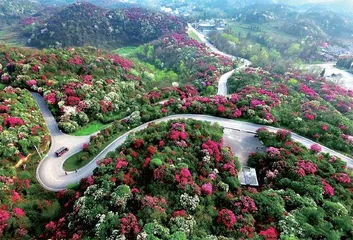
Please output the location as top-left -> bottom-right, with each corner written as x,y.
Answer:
337,56 -> 353,71
25,2 -> 186,49
0,87 -> 49,162
0,44 -> 171,133
0,87 -> 58,239
0,0 -> 38,24
209,25 -> 319,70
248,128 -> 353,239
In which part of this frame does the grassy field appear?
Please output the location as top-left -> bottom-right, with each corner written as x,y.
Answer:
0,26 -> 23,46
63,128 -> 128,171
113,46 -> 139,57
228,21 -> 295,43
71,120 -> 110,136
187,29 -> 202,42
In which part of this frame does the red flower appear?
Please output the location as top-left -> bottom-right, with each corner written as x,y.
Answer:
201,183 -> 213,196
134,139 -> 144,148
321,179 -> 335,196
147,146 -> 157,156
259,227 -> 279,240
0,105 -> 9,113
217,209 -> 236,229
120,213 -> 140,235
143,158 -> 151,168
66,96 -> 81,106
173,210 -> 186,217
4,117 -> 25,127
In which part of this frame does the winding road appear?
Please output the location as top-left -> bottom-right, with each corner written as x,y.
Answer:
34,26 -> 353,191
307,63 -> 353,90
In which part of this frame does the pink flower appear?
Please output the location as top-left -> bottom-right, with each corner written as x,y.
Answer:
26,79 -> 37,87
11,190 -> 20,203
201,183 -> 213,195
321,179 -> 334,196
296,160 -> 317,176
304,112 -> 315,121
310,144 -> 322,153
4,117 -> 25,128
322,125 -> 328,131
116,158 -> 129,169
266,147 -> 281,158
13,207 -> 25,218
82,143 -> 88,150
233,108 -> 242,118
332,173 -> 351,184
175,168 -> 193,188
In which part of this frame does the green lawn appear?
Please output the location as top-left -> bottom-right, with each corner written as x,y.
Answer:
187,30 -> 202,42
71,120 -> 110,136
113,46 -> 139,57
63,129 -> 128,171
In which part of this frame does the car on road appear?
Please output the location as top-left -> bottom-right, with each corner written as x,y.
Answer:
55,147 -> 69,157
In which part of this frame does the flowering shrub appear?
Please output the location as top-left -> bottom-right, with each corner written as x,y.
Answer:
259,227 -> 279,240
0,45 -> 163,133
217,209 -> 237,229
310,144 -> 322,153
0,87 -> 49,161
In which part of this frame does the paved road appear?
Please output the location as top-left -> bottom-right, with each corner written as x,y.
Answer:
34,106 -> 353,191
188,24 -> 251,96
34,26 -> 353,191
32,93 -> 91,191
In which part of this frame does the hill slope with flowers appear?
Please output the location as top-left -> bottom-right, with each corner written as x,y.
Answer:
0,31 -> 234,134
0,87 -> 60,239
225,68 -> 353,155
39,119 -> 353,239
25,2 -> 186,49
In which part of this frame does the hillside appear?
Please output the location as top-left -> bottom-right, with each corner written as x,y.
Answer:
26,2 -> 186,49
0,0 -> 38,23
40,119 -> 353,239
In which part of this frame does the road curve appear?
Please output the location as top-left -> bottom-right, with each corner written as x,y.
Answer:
34,102 -> 353,191
187,24 -> 251,96
34,26 -> 353,191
